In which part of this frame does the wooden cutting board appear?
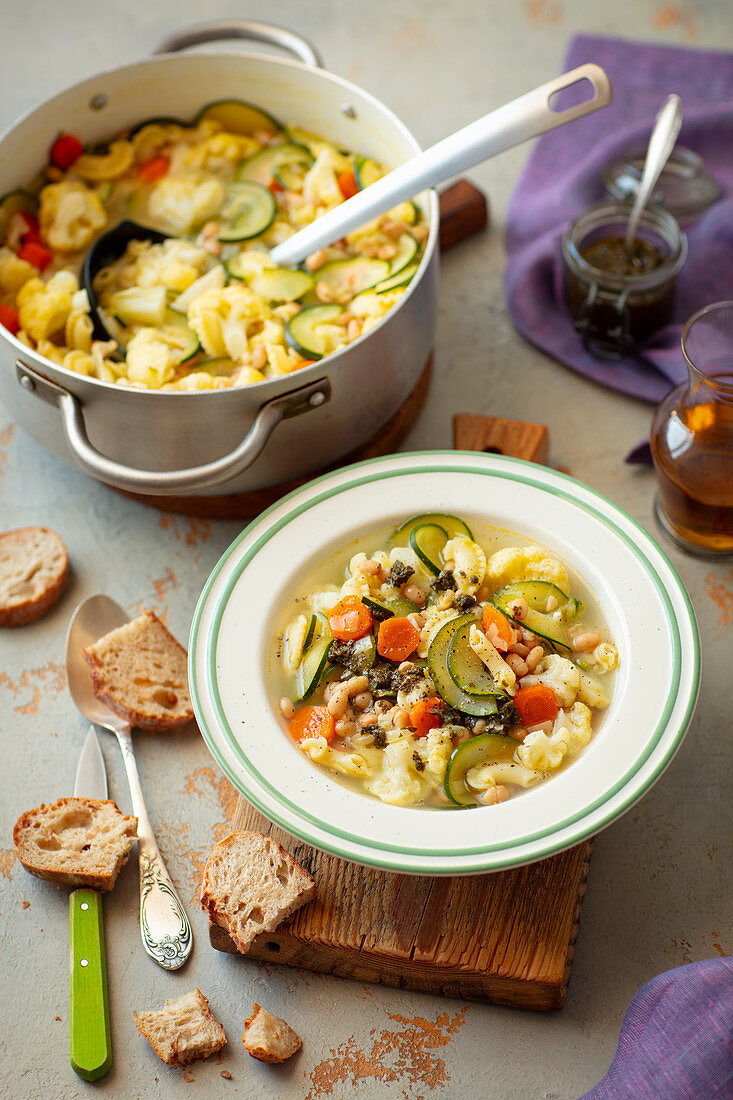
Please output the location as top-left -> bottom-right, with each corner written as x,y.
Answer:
209,416 -> 594,1011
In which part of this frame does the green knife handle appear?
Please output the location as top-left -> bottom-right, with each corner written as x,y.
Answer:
70,889 -> 113,1081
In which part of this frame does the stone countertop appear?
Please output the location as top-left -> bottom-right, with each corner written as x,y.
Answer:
1,3 -> 730,1098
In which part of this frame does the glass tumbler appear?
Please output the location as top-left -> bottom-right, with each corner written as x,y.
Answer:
650,302 -> 733,558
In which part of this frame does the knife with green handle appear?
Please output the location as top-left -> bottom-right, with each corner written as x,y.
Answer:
70,726 -> 113,1081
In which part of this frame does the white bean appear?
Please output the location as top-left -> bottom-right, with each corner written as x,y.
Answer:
404,584 -> 426,607
481,785 -> 509,806
335,718 -> 358,738
437,591 -> 454,610
525,646 -> 545,672
508,597 -> 529,621
346,675 -> 369,697
506,652 -> 528,677
572,631 -> 601,652
327,683 -> 350,718
279,697 -> 295,719
392,707 -> 410,729
358,713 -> 378,728
353,691 -> 373,710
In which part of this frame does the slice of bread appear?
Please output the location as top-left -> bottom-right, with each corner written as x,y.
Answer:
13,797 -> 137,891
0,526 -> 69,627
82,610 -> 193,732
134,988 -> 226,1066
200,831 -> 316,955
242,1003 -> 301,1064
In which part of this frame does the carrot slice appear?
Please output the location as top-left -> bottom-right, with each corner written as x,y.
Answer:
288,704 -> 336,745
337,170 -> 359,200
138,156 -> 169,181
376,616 -> 420,662
328,595 -> 373,641
481,605 -> 514,652
410,695 -> 444,738
513,683 -> 559,727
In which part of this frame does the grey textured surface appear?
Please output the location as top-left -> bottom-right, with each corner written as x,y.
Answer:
1,2 -> 731,1098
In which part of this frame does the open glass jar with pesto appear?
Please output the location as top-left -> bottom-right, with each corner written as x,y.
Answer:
562,200 -> 687,359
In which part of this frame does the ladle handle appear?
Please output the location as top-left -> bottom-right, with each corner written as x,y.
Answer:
270,63 -> 612,267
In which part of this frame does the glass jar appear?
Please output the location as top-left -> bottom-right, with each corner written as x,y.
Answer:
603,145 -> 720,225
562,200 -> 687,360
651,302 -> 733,558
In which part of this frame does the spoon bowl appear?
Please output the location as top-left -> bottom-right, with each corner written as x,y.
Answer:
82,220 -> 168,343
65,594 -> 193,970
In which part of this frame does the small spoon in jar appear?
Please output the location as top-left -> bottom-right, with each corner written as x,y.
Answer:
624,94 -> 683,256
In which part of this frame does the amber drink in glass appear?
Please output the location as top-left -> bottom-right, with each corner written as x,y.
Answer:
651,302 -> 733,557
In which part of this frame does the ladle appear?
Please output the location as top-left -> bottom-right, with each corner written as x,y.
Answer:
624,94 -> 682,254
84,64 -> 611,340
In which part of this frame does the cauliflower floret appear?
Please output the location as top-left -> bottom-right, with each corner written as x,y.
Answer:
349,291 -> 400,320
39,181 -> 107,252
0,246 -> 35,298
124,326 -> 192,387
557,702 -> 594,753
119,238 -> 211,293
302,148 -> 350,209
308,586 -> 341,615
466,760 -> 541,789
187,284 -> 279,363
577,670 -> 609,710
182,132 -> 260,173
520,653 -> 580,708
396,673 -> 434,712
443,536 -> 486,594
517,728 -> 568,771
415,726 -> 454,787
266,342 -> 306,376
486,546 -> 569,591
147,176 -> 225,234
16,271 -> 78,342
364,736 -> 430,807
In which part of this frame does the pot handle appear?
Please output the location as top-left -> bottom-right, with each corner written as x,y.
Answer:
152,20 -> 324,69
15,360 -> 330,496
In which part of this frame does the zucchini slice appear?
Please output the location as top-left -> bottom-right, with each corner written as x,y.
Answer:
446,619 -> 504,697
236,142 -> 312,187
250,268 -> 315,303
107,286 -> 168,327
497,580 -> 582,621
386,597 -> 419,617
362,597 -> 394,623
389,233 -> 418,276
0,189 -> 37,239
285,304 -> 343,359
375,261 -> 419,294
187,357 -> 236,378
196,99 -> 283,136
295,622 -> 333,701
274,160 -> 309,191
493,585 -> 572,652
350,633 -> 377,671
427,614 -> 499,717
315,257 -> 390,301
354,155 -> 383,189
444,733 -> 516,807
218,181 -> 276,242
129,115 -> 186,136
391,513 -> 473,547
285,127 -> 342,159
409,523 -> 447,575
162,309 -> 201,363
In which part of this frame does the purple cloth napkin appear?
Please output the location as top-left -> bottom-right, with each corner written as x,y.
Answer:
581,957 -> 733,1099
505,34 -> 733,404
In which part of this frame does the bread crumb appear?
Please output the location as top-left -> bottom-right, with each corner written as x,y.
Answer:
220,1070 -> 233,1079
22,900 -> 30,909
134,988 -> 226,1066
242,1003 -> 301,1063
55,1015 -> 61,1021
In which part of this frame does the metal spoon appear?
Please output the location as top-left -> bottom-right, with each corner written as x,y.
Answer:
624,94 -> 683,254
65,594 -> 193,970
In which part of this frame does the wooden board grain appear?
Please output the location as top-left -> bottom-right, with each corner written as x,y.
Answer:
208,416 -> 595,1010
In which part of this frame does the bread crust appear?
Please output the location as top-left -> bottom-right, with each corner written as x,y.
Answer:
13,797 -> 137,891
200,831 -> 316,954
0,526 -> 69,627
82,610 -> 193,732
242,1003 -> 301,1063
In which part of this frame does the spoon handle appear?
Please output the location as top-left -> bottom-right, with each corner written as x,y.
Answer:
114,725 -> 193,970
270,62 -> 611,267
624,94 -> 682,251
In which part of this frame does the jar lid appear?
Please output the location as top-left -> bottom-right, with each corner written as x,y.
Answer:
603,145 -> 720,222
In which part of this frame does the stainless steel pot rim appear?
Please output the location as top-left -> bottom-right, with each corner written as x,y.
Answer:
1,49 -> 440,397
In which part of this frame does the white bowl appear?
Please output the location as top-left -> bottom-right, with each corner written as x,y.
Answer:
189,452 -> 700,875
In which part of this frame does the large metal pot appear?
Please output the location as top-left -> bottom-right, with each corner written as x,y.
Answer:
0,21 -> 439,496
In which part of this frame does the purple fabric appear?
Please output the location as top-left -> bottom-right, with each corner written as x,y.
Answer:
505,34 -> 733,403
581,957 -> 733,1099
